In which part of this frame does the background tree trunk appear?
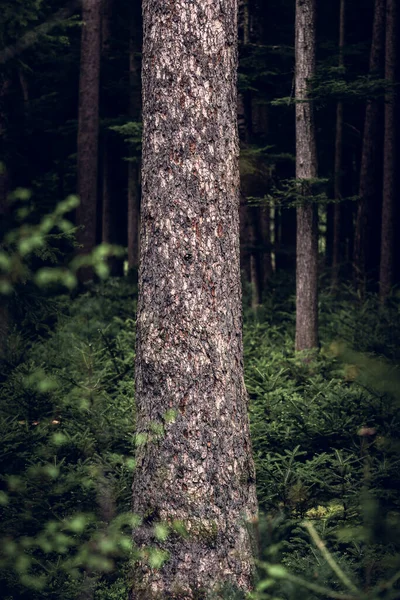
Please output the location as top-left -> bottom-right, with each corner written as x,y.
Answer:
379,0 -> 397,301
262,204 -> 273,289
0,75 -> 11,359
76,0 -> 101,279
127,8 -> 140,274
275,205 -> 297,272
249,205 -> 263,308
331,0 -> 346,291
295,0 -> 318,351
100,0 -> 113,252
353,0 -> 385,294
132,1 -> 258,596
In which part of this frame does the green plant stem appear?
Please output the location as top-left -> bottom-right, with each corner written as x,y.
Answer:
303,520 -> 360,595
270,569 -> 359,600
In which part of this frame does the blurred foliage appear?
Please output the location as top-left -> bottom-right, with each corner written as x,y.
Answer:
1,245 -> 400,598
244,277 -> 400,600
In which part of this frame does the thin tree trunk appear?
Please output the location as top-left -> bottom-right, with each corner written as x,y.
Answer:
0,76 -> 11,359
262,204 -> 273,287
0,76 -> 10,218
326,202 -> 334,267
239,0 -> 264,308
275,206 -> 296,272
243,0 -> 250,45
353,0 -> 385,294
18,69 -> 30,117
101,139 -> 112,245
332,0 -> 346,291
101,0 -> 112,54
100,0 -> 114,247
249,206 -> 263,308
132,1 -> 258,596
295,0 -> 318,351
379,0 -> 397,301
127,163 -> 139,272
76,0 -> 101,280
127,8 -> 140,273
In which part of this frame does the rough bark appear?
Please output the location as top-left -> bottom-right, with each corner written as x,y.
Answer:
331,0 -> 346,290
295,0 -> 318,351
353,0 -> 385,293
132,1 -> 258,597
379,0 -> 397,301
76,0 -> 101,279
127,8 -> 140,273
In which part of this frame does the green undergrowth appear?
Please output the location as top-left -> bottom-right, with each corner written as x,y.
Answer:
245,282 -> 400,599
0,278 -> 138,599
1,275 -> 400,599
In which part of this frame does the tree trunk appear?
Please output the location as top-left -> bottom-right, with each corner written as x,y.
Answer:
101,138 -> 112,245
127,8 -> 140,273
76,0 -> 101,279
295,0 -> 318,351
379,0 -> 397,302
0,75 -> 11,218
262,204 -> 273,288
353,0 -> 385,294
331,0 -> 346,291
128,162 -> 140,272
249,206 -> 263,308
275,205 -> 296,272
0,75 -> 11,359
132,1 -> 258,597
101,0 -> 112,54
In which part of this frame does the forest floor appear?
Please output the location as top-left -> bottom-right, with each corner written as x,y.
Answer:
1,274 -> 400,599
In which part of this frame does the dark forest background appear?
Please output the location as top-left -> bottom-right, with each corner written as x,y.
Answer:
1,0 -> 400,599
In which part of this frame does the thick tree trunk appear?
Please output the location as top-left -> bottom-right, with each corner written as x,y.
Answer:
353,0 -> 385,294
379,0 -> 397,301
127,9 -> 140,273
295,0 -> 318,351
76,0 -> 101,279
132,1 -> 258,597
331,0 -> 346,290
